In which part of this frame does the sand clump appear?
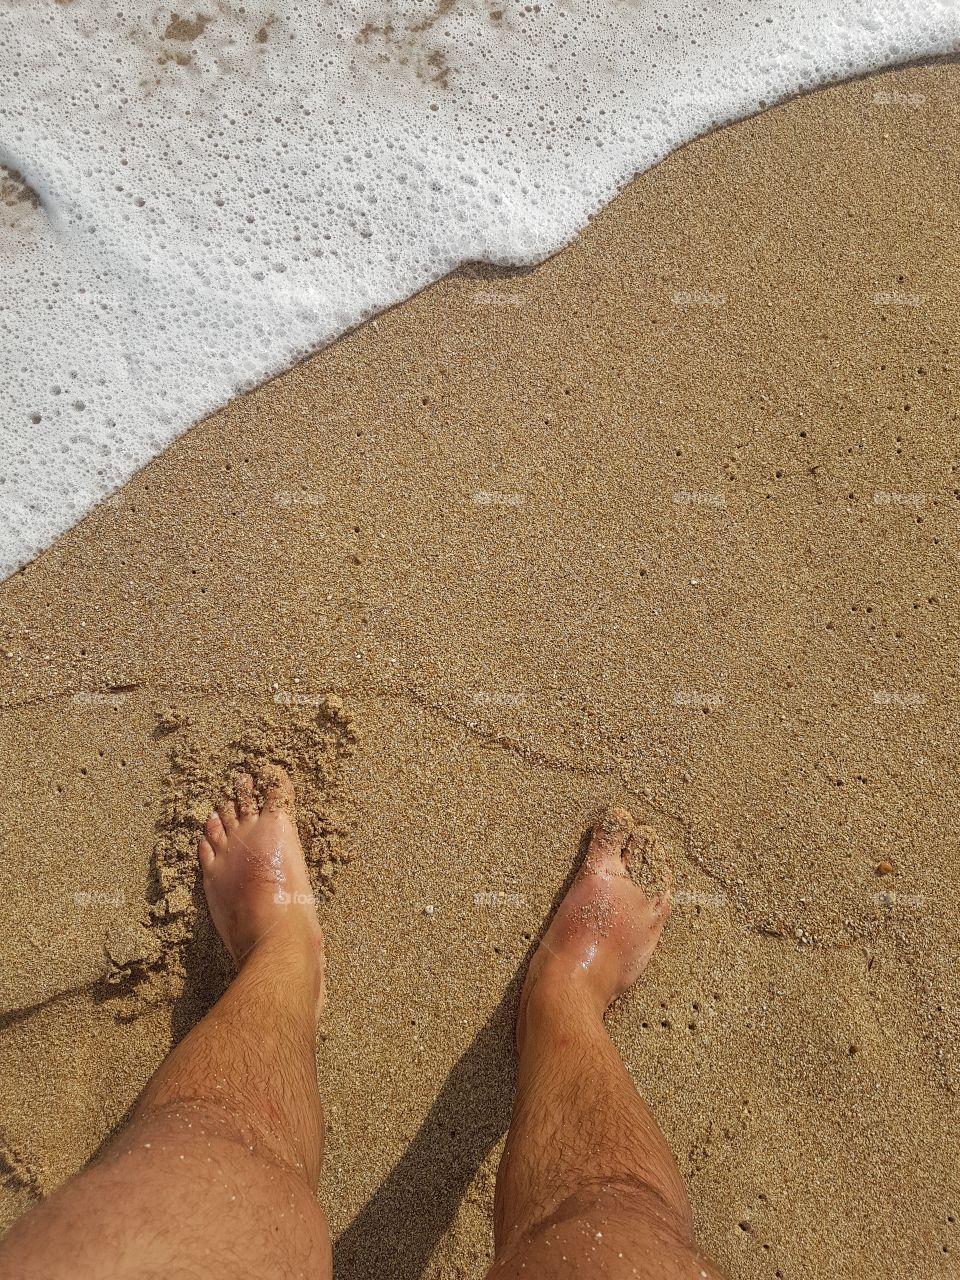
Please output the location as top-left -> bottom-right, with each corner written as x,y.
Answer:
100,696 -> 358,1009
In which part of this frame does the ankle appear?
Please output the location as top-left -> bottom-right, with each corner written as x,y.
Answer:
240,917 -> 325,1001
517,964 -> 606,1051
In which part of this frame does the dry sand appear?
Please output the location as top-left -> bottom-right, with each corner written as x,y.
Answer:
1,60 -> 958,1280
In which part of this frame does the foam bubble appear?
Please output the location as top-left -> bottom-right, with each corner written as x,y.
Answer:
1,1 -> 957,576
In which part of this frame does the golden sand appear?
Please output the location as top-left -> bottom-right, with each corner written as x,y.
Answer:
1,61 -> 958,1279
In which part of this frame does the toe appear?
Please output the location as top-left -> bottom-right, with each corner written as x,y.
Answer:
198,837 -> 216,872
218,797 -> 239,831
234,772 -> 258,820
653,867 -> 674,917
205,811 -> 227,852
585,805 -> 635,871
624,823 -> 658,870
261,763 -> 295,814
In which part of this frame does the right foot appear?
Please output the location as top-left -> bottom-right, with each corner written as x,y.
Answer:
197,766 -> 324,992
520,807 -> 670,1026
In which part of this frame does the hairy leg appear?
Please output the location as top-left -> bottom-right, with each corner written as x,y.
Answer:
0,767 -> 330,1280
489,809 -> 725,1280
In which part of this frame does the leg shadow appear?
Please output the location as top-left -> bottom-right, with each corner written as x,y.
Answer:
166,877 -> 232,1047
84,875 -> 232,1167
331,970 -> 520,1280
332,839 -> 588,1280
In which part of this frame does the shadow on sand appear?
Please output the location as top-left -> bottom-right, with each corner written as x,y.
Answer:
331,971 -> 520,1280
332,840 -> 588,1280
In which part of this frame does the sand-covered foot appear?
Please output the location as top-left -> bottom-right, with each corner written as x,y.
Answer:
197,765 -> 323,973
521,806 -> 670,1025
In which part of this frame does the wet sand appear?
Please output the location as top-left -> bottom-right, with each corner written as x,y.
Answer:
1,61 -> 958,1279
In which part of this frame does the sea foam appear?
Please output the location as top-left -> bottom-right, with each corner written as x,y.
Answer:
1,1 -> 958,577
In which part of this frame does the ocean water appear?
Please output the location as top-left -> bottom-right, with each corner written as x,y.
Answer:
1,1 -> 957,578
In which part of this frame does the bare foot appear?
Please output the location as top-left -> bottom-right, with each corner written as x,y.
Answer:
197,765 -> 324,984
520,806 -> 670,1029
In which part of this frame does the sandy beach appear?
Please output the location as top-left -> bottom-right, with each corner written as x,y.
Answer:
1,59 -> 958,1279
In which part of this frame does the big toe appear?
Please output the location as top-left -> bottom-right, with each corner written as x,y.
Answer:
262,763 -> 296,814
585,805 -> 635,872
198,836 -> 216,873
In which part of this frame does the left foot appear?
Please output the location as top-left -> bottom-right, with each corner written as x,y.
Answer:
520,807 -> 670,1027
197,765 -> 324,982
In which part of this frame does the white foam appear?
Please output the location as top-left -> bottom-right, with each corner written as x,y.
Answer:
1,1 -> 957,576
